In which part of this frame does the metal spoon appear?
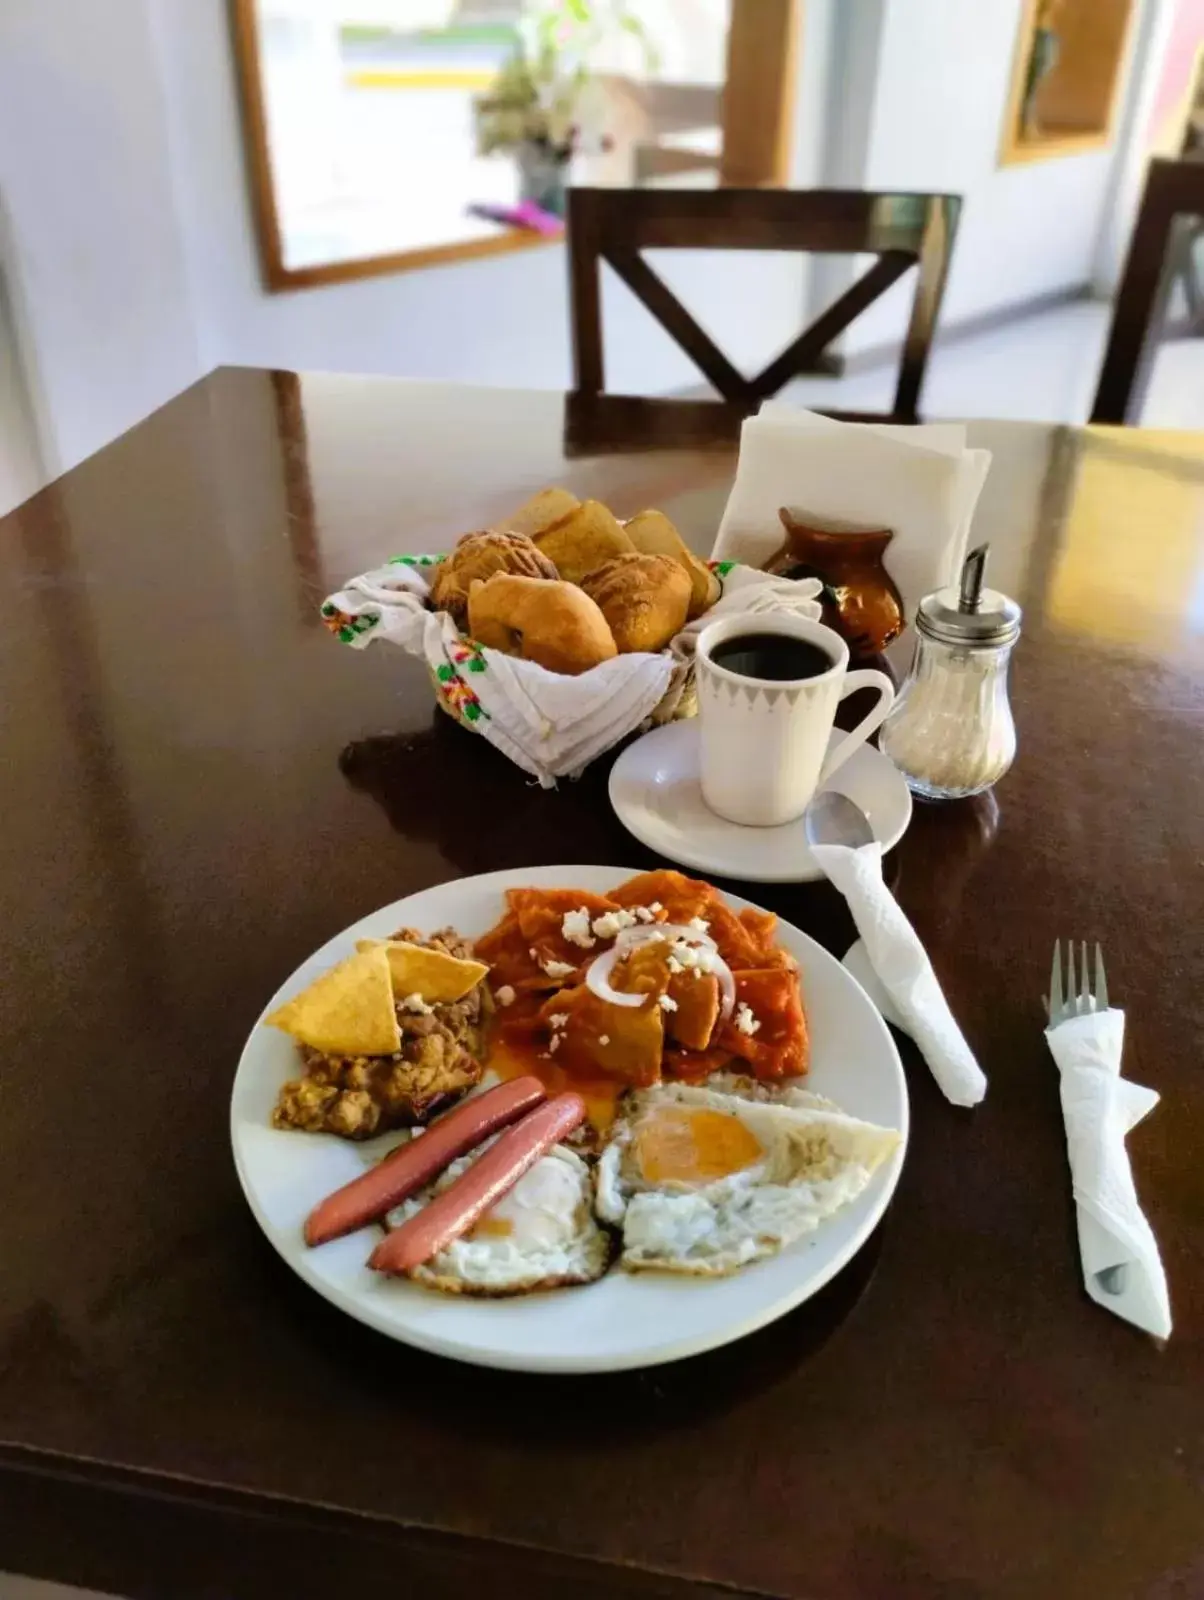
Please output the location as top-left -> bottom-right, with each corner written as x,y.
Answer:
804,790 -> 875,851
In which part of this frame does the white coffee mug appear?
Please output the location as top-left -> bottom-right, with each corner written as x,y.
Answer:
695,614 -> 895,827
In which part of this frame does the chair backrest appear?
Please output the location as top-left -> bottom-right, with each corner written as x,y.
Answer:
1091,159 -> 1204,425
566,186 -> 962,452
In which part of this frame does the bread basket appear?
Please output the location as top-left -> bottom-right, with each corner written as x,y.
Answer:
322,556 -> 822,787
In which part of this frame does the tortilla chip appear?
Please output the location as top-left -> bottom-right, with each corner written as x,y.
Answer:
715,967 -> 809,1079
473,911 -> 548,991
532,500 -> 634,584
504,887 -> 620,979
738,908 -> 785,963
663,1044 -> 734,1082
266,948 -> 401,1057
705,901 -> 763,969
623,509 -> 720,618
355,938 -> 487,1003
611,869 -> 714,925
540,985 -> 664,1088
498,487 -> 580,538
665,970 -> 721,1051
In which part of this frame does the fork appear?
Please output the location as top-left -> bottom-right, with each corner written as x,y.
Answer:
1046,939 -> 1108,1026
1045,940 -> 1126,1296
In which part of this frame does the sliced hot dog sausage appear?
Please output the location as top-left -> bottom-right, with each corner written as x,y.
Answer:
304,1076 -> 546,1247
369,1092 -> 587,1275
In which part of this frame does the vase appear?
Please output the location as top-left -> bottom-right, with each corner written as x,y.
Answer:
516,142 -> 569,218
767,508 -> 906,658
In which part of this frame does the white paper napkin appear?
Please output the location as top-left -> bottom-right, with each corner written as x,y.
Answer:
1045,1009 -> 1171,1338
321,559 -> 820,787
711,406 -> 992,621
809,838 -> 986,1107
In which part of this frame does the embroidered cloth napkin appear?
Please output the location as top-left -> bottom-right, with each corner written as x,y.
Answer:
321,559 -> 822,787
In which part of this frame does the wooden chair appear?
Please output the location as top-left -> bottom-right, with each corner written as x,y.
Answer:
565,187 -> 962,452
1091,159 -> 1204,425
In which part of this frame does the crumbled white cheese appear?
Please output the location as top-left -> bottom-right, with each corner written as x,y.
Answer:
548,1034 -> 562,1054
634,905 -> 656,923
400,992 -> 435,1014
547,1013 -> 569,1029
658,993 -> 678,1012
591,908 -> 639,940
540,957 -> 576,979
561,908 -> 595,949
688,916 -> 710,934
494,984 -> 516,1008
598,1034 -> 610,1046
649,901 -> 664,915
670,940 -> 717,972
734,1002 -> 761,1036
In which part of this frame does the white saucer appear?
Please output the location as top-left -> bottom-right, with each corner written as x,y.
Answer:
609,721 -> 912,883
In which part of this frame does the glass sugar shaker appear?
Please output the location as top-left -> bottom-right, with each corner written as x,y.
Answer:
879,544 -> 1022,801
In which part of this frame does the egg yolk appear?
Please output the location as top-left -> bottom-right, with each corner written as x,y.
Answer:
635,1106 -> 763,1185
470,1215 -> 515,1240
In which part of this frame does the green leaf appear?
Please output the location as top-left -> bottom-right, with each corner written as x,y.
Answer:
468,656 -> 486,673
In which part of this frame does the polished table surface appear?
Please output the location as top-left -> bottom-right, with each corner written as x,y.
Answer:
1,369 -> 1201,1600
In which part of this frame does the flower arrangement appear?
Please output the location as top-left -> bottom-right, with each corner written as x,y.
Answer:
474,0 -> 655,207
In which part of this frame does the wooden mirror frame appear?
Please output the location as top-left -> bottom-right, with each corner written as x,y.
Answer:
228,0 -> 800,293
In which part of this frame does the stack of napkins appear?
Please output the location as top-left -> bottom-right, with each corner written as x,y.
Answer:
712,405 -> 993,620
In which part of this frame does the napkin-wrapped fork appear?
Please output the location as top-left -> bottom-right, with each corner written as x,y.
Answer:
1045,941 -> 1171,1339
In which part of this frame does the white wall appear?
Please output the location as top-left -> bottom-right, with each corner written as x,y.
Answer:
0,0 -> 203,480
0,263 -> 45,513
151,0 -> 809,398
818,0 -> 1147,355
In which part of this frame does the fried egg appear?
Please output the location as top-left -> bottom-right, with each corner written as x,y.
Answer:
385,1141 -> 611,1296
595,1079 -> 900,1276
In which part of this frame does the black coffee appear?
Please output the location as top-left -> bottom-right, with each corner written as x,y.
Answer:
708,632 -> 834,682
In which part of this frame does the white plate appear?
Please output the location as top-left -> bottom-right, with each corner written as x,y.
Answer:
231,865 -> 908,1374
609,722 -> 912,883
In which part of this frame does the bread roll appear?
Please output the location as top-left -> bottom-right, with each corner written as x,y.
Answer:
531,500 -> 634,584
430,530 -> 557,628
623,509 -> 720,619
467,574 -> 618,676
498,487 -> 580,538
580,553 -> 691,654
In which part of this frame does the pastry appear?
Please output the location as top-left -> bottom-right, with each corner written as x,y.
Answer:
580,554 -> 691,654
498,487 -> 580,538
623,509 -> 720,619
531,500 -> 634,584
430,530 -> 557,628
467,574 -> 617,675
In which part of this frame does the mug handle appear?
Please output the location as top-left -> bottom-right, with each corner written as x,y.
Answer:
818,670 -> 896,787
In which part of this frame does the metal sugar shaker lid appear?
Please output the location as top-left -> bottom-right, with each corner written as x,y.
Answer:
916,544 -> 1022,647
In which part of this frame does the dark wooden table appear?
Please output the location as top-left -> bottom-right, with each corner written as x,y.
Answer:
1,370 -> 1201,1600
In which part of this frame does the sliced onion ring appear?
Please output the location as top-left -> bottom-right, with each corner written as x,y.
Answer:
586,928 -> 736,1023
584,945 -> 646,1008
713,959 -> 736,1022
